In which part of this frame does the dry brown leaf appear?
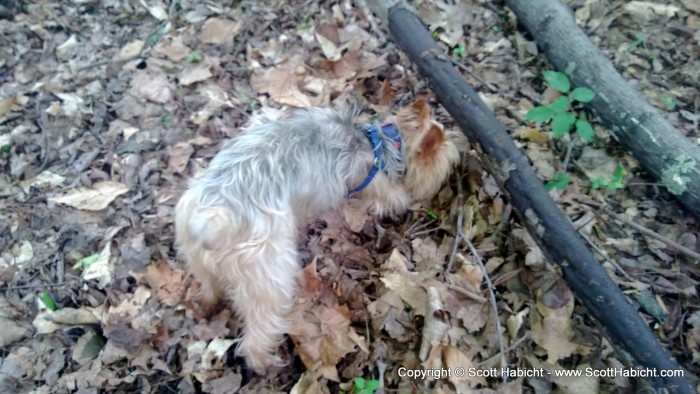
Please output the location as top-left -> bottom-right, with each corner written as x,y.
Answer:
179,61 -> 213,86
531,296 -> 578,363
154,35 -> 192,61
299,257 -> 324,297
49,181 -> 128,211
419,287 -> 450,361
412,237 -> 449,274
251,66 -> 324,108
0,316 -> 31,347
290,372 -> 325,394
315,24 -> 341,61
119,40 -> 144,58
144,262 -> 185,307
133,72 -> 174,104
444,346 -> 484,386
202,370 -> 243,394
168,142 -> 194,173
289,305 -> 358,382
199,18 -> 242,44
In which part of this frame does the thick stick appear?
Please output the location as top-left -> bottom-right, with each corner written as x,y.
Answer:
504,0 -> 700,219
368,1 -> 693,392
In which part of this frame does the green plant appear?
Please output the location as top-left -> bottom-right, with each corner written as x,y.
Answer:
525,71 -> 601,190
452,43 -> 467,58
545,172 -> 570,192
660,94 -> 676,110
590,165 -> 627,191
185,51 -> 203,63
351,377 -> 380,394
73,253 -> 100,270
161,114 -> 171,127
298,12 -> 312,29
625,33 -> 646,52
525,71 -> 596,141
41,292 -> 59,311
146,26 -> 166,46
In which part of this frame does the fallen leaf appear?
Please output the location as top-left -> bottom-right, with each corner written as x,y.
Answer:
179,61 -> 213,86
154,35 -> 192,61
144,262 -> 186,307
168,142 -> 194,173
82,243 -> 113,288
49,181 -> 129,211
199,18 -> 242,44
133,72 -> 174,104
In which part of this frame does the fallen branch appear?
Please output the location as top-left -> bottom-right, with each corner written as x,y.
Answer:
504,0 -> 700,219
368,1 -> 693,392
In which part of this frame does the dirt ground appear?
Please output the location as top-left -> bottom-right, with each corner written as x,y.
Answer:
0,0 -> 699,393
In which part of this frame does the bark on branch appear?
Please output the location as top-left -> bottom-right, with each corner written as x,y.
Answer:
504,0 -> 700,219
367,0 -> 693,392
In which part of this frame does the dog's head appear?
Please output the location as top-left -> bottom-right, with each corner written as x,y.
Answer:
394,97 -> 465,200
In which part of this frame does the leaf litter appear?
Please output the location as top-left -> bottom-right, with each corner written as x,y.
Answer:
0,0 -> 698,393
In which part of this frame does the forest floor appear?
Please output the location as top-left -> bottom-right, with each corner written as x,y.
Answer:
1,0 -> 699,393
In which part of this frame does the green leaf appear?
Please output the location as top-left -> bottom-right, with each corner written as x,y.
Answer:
452,44 -> 467,58
41,292 -> 58,311
1,144 -> 10,153
524,106 -> 555,123
590,176 -> 608,190
73,253 -> 100,270
185,51 -> 203,63
354,377 -> 366,392
609,165 -> 627,190
571,87 -> 596,103
543,71 -> 570,93
364,380 -> 381,393
545,172 -> 570,191
575,117 -> 594,142
548,96 -> 570,113
161,114 -> 171,127
551,112 -> 576,138
146,26 -> 166,46
424,209 -> 438,220
626,33 -> 646,52
661,94 -> 676,110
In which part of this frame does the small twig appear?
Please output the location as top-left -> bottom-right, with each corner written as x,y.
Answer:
561,135 -> 578,171
477,332 -> 532,367
37,93 -> 50,171
447,155 -> 466,273
77,53 -> 147,72
407,218 -> 436,235
2,282 -> 68,291
459,231 -> 507,371
602,207 -> 700,262
579,231 -> 635,282
77,1 -> 179,72
447,283 -> 487,303
439,54 -> 498,93
410,226 -> 439,238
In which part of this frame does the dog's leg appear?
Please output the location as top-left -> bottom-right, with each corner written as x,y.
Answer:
188,254 -> 224,310
223,217 -> 298,373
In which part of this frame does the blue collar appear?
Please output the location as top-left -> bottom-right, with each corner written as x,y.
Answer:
350,124 -> 402,194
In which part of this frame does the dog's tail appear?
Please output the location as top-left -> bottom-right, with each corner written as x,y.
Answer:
175,191 -> 232,252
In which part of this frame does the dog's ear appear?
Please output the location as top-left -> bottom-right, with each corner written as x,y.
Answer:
410,96 -> 431,124
417,121 -> 446,159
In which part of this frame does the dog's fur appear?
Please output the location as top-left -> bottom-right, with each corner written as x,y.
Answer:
175,98 -> 462,372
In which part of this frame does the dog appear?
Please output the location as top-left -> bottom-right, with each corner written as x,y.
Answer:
175,97 -> 463,372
